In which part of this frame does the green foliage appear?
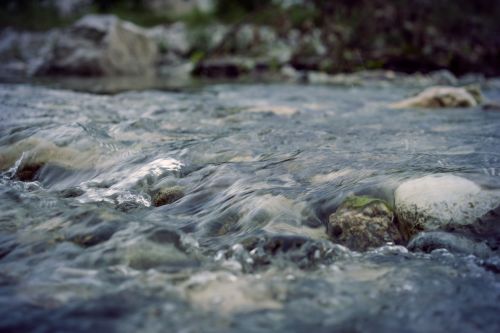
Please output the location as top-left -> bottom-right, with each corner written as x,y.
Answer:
90,1 -> 174,27
287,4 -> 317,28
190,50 -> 206,65
303,0 -> 500,74
181,9 -> 215,28
215,0 -> 273,22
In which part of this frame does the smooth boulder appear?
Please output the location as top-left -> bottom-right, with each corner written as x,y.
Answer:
389,86 -> 479,109
395,174 -> 499,239
35,15 -> 158,76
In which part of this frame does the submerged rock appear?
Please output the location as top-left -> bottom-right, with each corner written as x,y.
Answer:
482,101 -> 500,111
152,186 -> 184,207
125,239 -> 195,271
327,196 -> 402,251
389,86 -> 480,108
34,15 -> 158,76
395,174 -> 499,240
68,223 -> 119,248
0,138 -> 95,181
407,231 -> 492,258
443,204 -> 500,252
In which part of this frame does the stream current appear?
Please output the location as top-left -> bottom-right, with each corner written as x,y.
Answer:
0,81 -> 500,332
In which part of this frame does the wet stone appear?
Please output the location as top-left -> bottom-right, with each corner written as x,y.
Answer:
57,187 -> 85,198
125,239 -> 197,271
407,231 -> 492,258
327,196 -> 402,251
482,101 -> 500,111
389,86 -> 480,109
68,223 -> 119,248
440,204 -> 500,252
235,235 -> 341,270
394,174 -> 499,240
152,186 -> 184,207
147,228 -> 183,249
15,163 -> 43,182
115,200 -> 145,212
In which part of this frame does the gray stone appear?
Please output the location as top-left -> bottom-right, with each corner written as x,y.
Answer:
482,101 -> 500,111
125,239 -> 195,270
34,15 -> 158,76
390,86 -> 479,109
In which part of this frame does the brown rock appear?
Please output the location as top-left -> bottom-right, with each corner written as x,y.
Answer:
327,196 -> 402,251
152,186 -> 184,207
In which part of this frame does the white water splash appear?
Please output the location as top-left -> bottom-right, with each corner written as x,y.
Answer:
78,157 -> 183,207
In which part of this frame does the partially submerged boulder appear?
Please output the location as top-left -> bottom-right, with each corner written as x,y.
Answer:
0,138 -> 96,181
327,196 -> 402,251
395,174 -> 499,240
389,86 -> 481,109
35,15 -> 158,76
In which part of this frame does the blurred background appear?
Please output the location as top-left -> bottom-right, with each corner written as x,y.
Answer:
1,0 -> 499,82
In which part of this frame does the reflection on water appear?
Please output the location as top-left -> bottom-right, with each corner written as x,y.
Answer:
0,82 -> 500,332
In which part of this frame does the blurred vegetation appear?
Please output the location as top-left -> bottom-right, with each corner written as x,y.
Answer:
1,0 -> 499,75
213,0 -> 500,75
304,0 -> 500,75
0,0 -> 77,30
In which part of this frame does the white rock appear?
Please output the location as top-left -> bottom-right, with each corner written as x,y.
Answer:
395,174 -> 499,235
389,86 -> 478,109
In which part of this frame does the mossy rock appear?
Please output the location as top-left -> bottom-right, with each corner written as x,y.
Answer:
341,195 -> 392,211
152,186 -> 184,207
327,196 -> 401,251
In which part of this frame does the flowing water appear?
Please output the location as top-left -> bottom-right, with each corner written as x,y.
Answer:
0,80 -> 500,332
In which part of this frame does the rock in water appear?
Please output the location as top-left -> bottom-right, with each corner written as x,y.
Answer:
395,174 -> 499,239
152,186 -> 184,207
35,15 -> 157,76
407,231 -> 492,258
389,86 -> 479,108
327,196 -> 402,251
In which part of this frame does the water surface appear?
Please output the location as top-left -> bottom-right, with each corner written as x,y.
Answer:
1,82 -> 499,332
